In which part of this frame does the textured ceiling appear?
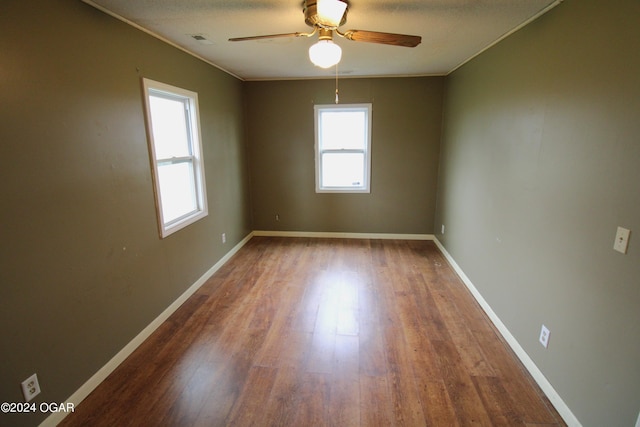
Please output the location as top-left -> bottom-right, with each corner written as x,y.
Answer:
83,0 -> 561,81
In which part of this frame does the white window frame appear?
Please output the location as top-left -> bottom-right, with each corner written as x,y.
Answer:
314,103 -> 372,193
142,78 -> 208,238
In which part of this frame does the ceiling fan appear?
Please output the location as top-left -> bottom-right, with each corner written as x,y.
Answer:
229,0 -> 422,68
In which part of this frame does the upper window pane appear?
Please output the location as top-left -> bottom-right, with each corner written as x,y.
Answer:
319,111 -> 366,150
148,93 -> 191,160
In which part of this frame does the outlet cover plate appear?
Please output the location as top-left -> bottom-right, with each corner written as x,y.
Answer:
539,325 -> 550,348
613,226 -> 631,254
21,373 -> 41,402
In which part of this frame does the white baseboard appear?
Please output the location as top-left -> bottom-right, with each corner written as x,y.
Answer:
432,238 -> 581,427
253,230 -> 434,240
41,232 -> 253,427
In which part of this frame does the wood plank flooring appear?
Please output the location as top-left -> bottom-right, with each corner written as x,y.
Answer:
61,237 -> 565,426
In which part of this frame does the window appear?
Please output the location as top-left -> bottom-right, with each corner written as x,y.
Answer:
142,78 -> 208,238
314,103 -> 372,193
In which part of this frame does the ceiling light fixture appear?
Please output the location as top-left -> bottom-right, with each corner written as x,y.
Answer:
309,40 -> 342,68
309,28 -> 342,68
316,0 -> 348,28
229,0 -> 422,73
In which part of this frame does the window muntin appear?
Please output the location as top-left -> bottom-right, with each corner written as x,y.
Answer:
314,104 -> 372,193
142,78 -> 208,238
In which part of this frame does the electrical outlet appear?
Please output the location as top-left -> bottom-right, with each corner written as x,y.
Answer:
221,233 -> 226,244
21,373 -> 41,402
275,214 -> 280,221
441,224 -> 445,234
613,226 -> 631,254
539,325 -> 550,348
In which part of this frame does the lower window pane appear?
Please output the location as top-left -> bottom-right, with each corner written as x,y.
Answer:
321,153 -> 365,188
157,162 -> 197,223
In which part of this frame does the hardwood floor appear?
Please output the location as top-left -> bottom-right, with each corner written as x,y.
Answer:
61,237 -> 565,426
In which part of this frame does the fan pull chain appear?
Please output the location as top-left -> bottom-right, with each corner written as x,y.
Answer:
335,63 -> 339,104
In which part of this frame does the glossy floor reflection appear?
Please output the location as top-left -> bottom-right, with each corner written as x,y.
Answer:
62,237 -> 566,426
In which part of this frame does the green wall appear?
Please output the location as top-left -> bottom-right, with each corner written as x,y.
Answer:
0,1 -> 250,425
245,77 -> 443,234
435,0 -> 640,425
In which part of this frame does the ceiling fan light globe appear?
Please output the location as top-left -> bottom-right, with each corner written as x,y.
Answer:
309,40 -> 342,68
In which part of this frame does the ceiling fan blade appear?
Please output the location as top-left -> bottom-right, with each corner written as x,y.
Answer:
229,32 -> 311,42
340,30 -> 421,47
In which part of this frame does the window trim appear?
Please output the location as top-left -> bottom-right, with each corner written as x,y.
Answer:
314,103 -> 372,193
142,78 -> 208,238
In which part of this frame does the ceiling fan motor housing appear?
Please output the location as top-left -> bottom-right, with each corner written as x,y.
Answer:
304,0 -> 349,28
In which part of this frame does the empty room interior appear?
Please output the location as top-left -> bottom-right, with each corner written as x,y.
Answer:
1,0 -> 638,426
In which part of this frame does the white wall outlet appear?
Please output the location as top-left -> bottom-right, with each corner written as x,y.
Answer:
441,224 -> 445,234
275,214 -> 280,221
21,373 -> 41,402
613,226 -> 631,254
221,233 -> 226,244
539,325 -> 550,348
